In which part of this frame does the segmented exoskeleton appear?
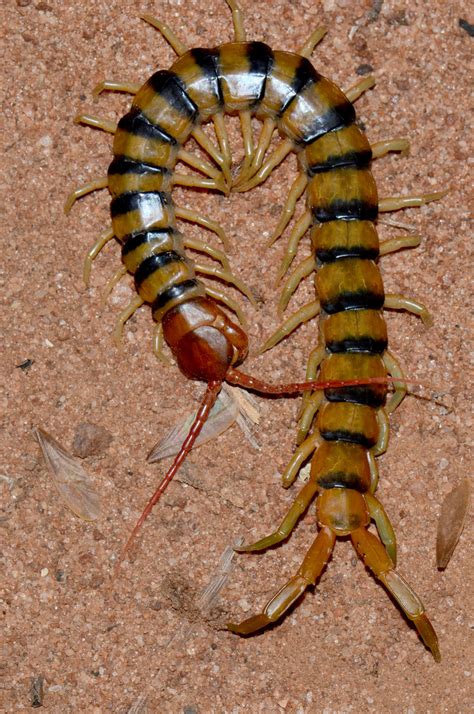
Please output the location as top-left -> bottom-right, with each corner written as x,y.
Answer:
67,0 -> 444,660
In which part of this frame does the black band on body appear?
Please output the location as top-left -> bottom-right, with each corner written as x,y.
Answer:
313,199 -> 378,223
326,336 -> 388,354
324,386 -> 386,408
316,245 -> 380,263
307,149 -> 372,176
148,70 -> 199,120
152,279 -> 199,312
108,156 -> 171,177
134,251 -> 184,289
320,428 -> 377,448
246,42 -> 274,103
122,228 -> 175,257
299,102 -> 356,146
117,108 -> 178,145
110,191 -> 171,219
278,56 -> 321,117
190,47 -> 223,105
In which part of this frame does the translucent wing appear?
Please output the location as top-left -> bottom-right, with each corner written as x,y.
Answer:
436,478 -> 470,569
147,385 -> 260,463
34,427 -> 101,521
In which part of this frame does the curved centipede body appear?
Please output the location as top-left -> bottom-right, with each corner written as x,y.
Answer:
67,0 -> 445,661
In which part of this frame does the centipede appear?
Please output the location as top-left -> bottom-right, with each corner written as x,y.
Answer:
67,0 -> 445,661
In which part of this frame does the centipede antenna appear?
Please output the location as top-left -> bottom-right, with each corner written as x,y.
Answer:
117,380 -> 223,567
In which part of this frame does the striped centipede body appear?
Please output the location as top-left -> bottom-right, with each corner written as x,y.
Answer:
67,0 -> 445,661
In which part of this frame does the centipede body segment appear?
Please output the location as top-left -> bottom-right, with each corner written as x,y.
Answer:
67,0 -> 445,661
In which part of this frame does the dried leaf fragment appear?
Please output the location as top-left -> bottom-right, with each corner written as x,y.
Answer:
436,478 -> 470,569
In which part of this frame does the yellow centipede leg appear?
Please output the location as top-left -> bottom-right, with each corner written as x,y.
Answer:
364,493 -> 397,565
212,113 -> 233,188
234,117 -> 276,187
101,265 -> 127,307
175,206 -> 230,251
236,138 -> 294,193
351,527 -> 440,661
278,255 -> 314,316
379,234 -> 421,256
228,527 -> 336,635
74,114 -> 117,134
276,210 -> 312,282
379,190 -> 448,212
64,177 -> 109,214
268,172 -> 308,247
93,80 -> 140,96
373,408 -> 389,456
297,339 -> 326,420
194,262 -> 257,306
204,285 -> 247,330
152,323 -> 172,366
113,295 -> 144,348
235,110 -> 256,186
236,478 -> 320,553
225,0 -> 246,42
177,148 -> 225,183
367,449 -> 379,494
344,75 -> 376,103
298,27 -> 327,57
384,293 -> 433,327
141,15 -> 188,56
281,430 -> 322,488
183,237 -> 230,271
296,390 -> 324,446
172,172 -> 227,194
371,138 -> 410,159
83,229 -> 115,287
382,350 -> 407,414
258,300 -> 321,354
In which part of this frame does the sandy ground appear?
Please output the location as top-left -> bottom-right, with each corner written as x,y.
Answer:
2,0 -> 473,711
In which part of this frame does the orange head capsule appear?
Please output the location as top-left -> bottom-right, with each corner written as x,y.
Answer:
161,297 -> 248,382
317,488 -> 370,535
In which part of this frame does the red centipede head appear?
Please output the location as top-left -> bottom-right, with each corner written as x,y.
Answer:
162,296 -> 248,382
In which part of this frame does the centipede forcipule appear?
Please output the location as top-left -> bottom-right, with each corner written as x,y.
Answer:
66,0 -> 446,660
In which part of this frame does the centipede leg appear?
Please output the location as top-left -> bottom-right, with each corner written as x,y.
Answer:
113,295 -> 144,348
383,350 -> 407,414
212,113 -> 233,187
191,127 -> 228,187
64,177 -> 109,214
296,390 -> 324,446
281,430 -> 322,488
296,340 -> 326,434
384,293 -> 433,327
83,229 -> 115,287
152,323 -> 172,366
379,190 -> 448,213
194,262 -> 256,306
101,265 -> 127,307
225,0 -> 246,41
228,527 -> 336,635
175,206 -> 230,250
177,148 -> 227,184
350,527 -> 440,661
364,493 -> 397,565
183,237 -> 230,271
93,80 -> 140,96
204,285 -> 247,329
379,234 -> 421,256
141,14 -> 188,56
367,449 -> 380,494
234,117 -> 276,187
258,300 -> 321,354
276,210 -> 312,282
236,138 -> 294,193
74,114 -> 117,134
236,479 -> 320,553
298,27 -> 327,57
373,408 -> 389,456
344,75 -> 376,103
235,110 -> 256,185
278,256 -> 315,316
172,172 -> 227,194
371,138 -> 410,159
268,172 -> 308,247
